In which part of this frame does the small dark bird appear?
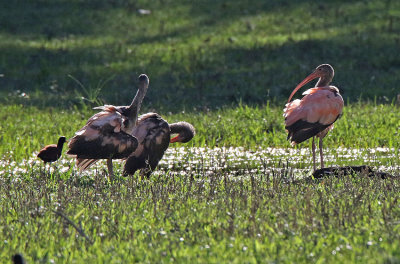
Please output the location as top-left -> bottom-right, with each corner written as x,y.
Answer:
37,136 -> 66,163
67,74 -> 149,178
12,253 -> 26,264
123,113 -> 195,178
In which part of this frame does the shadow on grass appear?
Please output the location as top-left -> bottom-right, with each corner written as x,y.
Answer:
0,0 -> 399,111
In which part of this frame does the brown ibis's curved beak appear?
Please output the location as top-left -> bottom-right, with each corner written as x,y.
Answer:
170,135 -> 180,143
287,70 -> 321,103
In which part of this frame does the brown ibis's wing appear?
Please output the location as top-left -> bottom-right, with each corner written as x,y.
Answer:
67,106 -> 138,170
284,87 -> 343,144
75,158 -> 99,171
93,105 -> 136,134
123,113 -> 170,177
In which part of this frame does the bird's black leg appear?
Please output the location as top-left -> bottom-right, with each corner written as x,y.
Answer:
139,167 -> 152,180
107,158 -> 114,179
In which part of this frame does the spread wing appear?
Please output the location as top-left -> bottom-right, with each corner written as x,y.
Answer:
123,113 -> 170,177
67,106 -> 138,170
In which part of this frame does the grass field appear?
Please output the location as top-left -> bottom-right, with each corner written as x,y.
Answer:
1,0 -> 400,109
1,0 -> 400,263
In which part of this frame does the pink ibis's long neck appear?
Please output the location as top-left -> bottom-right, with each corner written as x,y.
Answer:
287,64 -> 334,103
315,76 -> 332,87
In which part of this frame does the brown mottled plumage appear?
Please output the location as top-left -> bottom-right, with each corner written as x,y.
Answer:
123,113 -> 195,178
67,74 -> 149,177
37,136 -> 66,163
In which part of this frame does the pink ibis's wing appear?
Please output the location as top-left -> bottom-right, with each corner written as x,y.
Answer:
284,87 -> 343,144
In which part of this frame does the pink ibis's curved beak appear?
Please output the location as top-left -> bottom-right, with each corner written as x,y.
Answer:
170,135 -> 180,143
287,70 -> 321,103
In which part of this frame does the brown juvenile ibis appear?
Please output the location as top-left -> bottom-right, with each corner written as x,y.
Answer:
284,64 -> 344,171
123,113 -> 195,178
37,136 -> 66,163
67,74 -> 149,178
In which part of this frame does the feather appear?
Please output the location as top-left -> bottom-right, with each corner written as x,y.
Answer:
123,113 -> 170,177
67,107 -> 138,161
76,158 -> 99,171
284,86 -> 343,144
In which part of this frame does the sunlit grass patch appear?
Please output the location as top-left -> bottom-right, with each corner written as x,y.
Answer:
1,103 -> 399,161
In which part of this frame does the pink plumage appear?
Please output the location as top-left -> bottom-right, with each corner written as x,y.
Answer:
284,87 -> 343,129
284,64 -> 343,171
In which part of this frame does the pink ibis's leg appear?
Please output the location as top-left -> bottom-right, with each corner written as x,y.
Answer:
107,158 -> 114,179
312,137 -> 316,171
319,138 -> 325,169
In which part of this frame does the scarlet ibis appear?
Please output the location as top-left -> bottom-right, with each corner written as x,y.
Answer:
37,136 -> 66,163
284,64 -> 344,171
67,74 -> 149,178
123,113 -> 195,178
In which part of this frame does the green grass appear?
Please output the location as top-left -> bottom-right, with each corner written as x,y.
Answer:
1,0 -> 400,263
1,159 -> 400,263
1,103 -> 399,161
1,103 -> 399,263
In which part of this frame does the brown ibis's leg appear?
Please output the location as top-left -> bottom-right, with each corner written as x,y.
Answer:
47,163 -> 52,176
312,137 -> 316,171
107,158 -> 114,179
319,138 -> 325,169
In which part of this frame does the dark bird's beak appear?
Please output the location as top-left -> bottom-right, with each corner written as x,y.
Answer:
170,135 -> 180,143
